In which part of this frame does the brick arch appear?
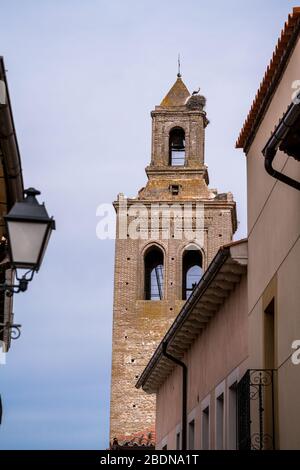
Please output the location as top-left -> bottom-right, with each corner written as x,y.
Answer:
181,243 -> 204,300
164,121 -> 188,134
180,242 -> 205,260
174,242 -> 205,300
141,240 -> 167,258
162,121 -> 190,165
139,241 -> 167,301
168,124 -> 186,134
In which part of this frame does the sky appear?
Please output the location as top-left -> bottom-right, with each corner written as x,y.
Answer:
0,0 -> 297,450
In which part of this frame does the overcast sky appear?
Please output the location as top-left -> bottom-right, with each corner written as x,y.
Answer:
0,0 -> 296,450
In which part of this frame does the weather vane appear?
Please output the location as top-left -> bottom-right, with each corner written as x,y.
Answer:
177,54 -> 181,78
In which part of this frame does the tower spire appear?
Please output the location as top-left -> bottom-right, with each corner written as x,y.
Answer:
177,53 -> 181,78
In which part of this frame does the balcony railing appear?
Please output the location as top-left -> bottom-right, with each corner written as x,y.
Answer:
237,369 -> 275,450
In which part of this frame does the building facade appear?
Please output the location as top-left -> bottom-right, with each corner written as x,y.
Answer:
0,56 -> 24,425
236,6 -> 300,450
138,7 -> 300,450
110,75 -> 237,445
0,57 -> 23,353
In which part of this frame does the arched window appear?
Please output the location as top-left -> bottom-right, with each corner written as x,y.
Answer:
169,127 -> 185,166
145,246 -> 164,300
182,249 -> 203,300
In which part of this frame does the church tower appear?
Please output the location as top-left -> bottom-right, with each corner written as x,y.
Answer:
110,74 -> 237,446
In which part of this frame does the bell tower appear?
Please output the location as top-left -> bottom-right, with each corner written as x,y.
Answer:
109,75 -> 237,446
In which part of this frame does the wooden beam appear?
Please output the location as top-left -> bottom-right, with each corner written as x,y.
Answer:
217,272 -> 240,283
205,287 -> 227,298
214,279 -> 235,290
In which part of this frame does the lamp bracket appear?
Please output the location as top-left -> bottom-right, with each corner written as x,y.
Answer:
0,321 -> 22,340
0,269 -> 35,296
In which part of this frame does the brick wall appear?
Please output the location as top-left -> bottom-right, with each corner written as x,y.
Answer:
109,83 -> 236,444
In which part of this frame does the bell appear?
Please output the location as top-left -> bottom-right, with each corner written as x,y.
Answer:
170,129 -> 185,150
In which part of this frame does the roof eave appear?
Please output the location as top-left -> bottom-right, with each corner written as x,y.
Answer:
236,8 -> 300,152
0,56 -> 24,207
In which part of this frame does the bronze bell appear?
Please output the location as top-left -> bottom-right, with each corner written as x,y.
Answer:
170,128 -> 185,150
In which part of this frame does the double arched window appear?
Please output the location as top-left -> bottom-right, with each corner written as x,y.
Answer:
182,249 -> 203,300
144,246 -> 164,300
169,127 -> 185,166
144,245 -> 202,301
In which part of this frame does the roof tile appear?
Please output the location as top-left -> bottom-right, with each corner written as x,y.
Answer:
236,7 -> 300,150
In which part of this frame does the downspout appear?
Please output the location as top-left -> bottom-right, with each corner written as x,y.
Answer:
162,341 -> 187,451
262,92 -> 300,191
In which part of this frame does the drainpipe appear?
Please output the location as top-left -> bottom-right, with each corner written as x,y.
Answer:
262,92 -> 300,191
162,341 -> 187,450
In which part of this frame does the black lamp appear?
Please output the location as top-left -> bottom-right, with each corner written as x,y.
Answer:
4,188 -> 55,271
1,188 -> 55,295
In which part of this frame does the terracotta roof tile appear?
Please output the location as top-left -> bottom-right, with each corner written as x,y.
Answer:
236,7 -> 300,150
110,429 -> 156,449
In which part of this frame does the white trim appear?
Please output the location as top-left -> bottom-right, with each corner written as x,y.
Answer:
201,394 -> 210,412
227,367 -> 239,388
215,379 -> 225,399
227,367 -> 239,450
175,423 -> 182,450
201,394 -> 211,450
175,423 -> 181,434
188,406 -> 197,450
215,380 -> 225,450
160,435 -> 168,450
188,406 -> 197,424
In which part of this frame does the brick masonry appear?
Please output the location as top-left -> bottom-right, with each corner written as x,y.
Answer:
109,77 -> 237,445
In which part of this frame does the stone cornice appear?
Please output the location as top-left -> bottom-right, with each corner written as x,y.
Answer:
145,165 -> 208,181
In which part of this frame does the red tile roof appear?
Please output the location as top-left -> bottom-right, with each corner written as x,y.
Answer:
236,7 -> 300,151
110,429 -> 156,449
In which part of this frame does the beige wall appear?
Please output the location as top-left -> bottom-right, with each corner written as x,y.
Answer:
246,36 -> 300,449
150,32 -> 300,453
156,274 -> 248,449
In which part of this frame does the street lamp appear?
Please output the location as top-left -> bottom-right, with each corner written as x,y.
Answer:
1,187 -> 55,295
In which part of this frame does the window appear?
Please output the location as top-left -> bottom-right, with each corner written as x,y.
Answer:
228,382 -> 237,449
169,127 -> 185,166
188,420 -> 195,450
169,184 -> 180,195
216,393 -> 224,450
176,432 -> 181,450
202,406 -> 210,450
182,249 -> 203,300
264,298 -> 275,369
264,298 -> 276,447
144,246 -> 164,300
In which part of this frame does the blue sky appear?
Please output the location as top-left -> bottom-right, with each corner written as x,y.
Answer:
0,0 -> 297,449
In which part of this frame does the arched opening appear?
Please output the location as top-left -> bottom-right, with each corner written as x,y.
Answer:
182,249 -> 203,300
169,127 -> 185,166
144,246 -> 164,300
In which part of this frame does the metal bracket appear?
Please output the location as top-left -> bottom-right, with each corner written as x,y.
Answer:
0,321 -> 22,340
0,269 -> 35,296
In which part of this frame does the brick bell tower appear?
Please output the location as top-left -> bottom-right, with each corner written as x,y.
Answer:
109,74 -> 237,446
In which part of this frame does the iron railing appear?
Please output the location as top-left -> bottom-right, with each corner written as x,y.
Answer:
237,369 -> 275,450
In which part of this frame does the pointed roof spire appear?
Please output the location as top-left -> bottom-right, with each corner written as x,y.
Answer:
160,76 -> 190,107
177,53 -> 181,78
